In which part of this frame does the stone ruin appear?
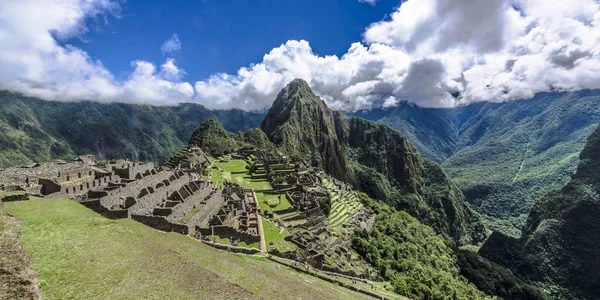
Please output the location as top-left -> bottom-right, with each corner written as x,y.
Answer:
195,182 -> 260,244
0,155 -> 227,236
0,150 -> 378,280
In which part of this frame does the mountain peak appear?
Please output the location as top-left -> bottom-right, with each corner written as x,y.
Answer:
272,78 -> 322,108
188,118 -> 237,157
288,78 -> 310,89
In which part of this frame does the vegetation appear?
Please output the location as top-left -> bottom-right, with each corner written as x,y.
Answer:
189,119 -> 239,157
456,250 -> 546,300
233,128 -> 275,151
0,91 -> 264,168
359,90 -> 600,236
479,123 -> 600,300
352,193 -> 491,300
4,198 -> 372,299
262,219 -> 297,253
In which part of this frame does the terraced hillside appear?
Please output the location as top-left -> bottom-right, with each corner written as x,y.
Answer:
323,177 -> 365,229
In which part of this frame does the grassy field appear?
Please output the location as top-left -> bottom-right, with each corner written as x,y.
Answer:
205,234 -> 260,249
212,159 -> 271,190
262,219 -> 297,253
4,198 -> 373,299
209,159 -> 299,253
256,192 -> 293,213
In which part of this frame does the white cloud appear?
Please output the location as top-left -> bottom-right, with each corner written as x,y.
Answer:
359,0 -> 378,6
1,0 -> 600,110
192,0 -> 600,110
0,0 -> 193,105
160,34 -> 182,56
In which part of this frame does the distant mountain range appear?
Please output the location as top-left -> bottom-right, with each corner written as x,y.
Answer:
0,91 -> 265,168
479,122 -> 600,299
353,90 -> 600,235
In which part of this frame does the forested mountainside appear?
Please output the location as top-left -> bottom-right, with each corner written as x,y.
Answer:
261,79 -> 485,245
355,90 -> 600,235
0,91 -> 265,168
479,123 -> 600,300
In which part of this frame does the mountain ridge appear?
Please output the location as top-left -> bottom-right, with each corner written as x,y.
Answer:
354,90 -> 600,236
0,91 -> 265,168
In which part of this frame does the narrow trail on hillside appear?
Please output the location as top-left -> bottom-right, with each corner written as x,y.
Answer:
511,142 -> 530,183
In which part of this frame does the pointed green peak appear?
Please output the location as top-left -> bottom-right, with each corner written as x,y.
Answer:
189,118 -> 237,157
274,78 -> 321,107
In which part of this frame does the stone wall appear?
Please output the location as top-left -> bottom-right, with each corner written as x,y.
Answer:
0,193 -> 30,202
112,162 -> 154,180
53,174 -> 121,198
167,185 -> 215,223
79,199 -> 128,219
131,215 -> 190,234
189,190 -> 224,228
98,170 -> 184,210
196,225 -> 260,244
199,240 -> 261,255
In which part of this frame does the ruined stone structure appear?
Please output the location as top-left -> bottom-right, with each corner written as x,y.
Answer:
0,157 -> 122,198
196,182 -> 260,244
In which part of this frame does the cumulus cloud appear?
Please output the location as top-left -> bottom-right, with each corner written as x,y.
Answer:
192,0 -> 600,110
1,0 -> 600,110
160,34 -> 182,56
0,0 -> 193,105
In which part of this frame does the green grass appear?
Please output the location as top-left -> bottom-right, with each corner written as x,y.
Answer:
0,199 -> 38,299
213,159 -> 272,190
323,178 -> 364,229
4,198 -> 372,300
256,193 -> 293,213
262,219 -> 297,253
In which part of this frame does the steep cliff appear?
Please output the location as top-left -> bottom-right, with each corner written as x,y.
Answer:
260,79 -> 349,181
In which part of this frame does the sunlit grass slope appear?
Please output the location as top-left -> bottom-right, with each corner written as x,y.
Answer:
4,198 -> 371,300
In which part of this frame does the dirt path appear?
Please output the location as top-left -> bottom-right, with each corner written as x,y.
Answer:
252,191 -> 267,253
511,142 -> 530,183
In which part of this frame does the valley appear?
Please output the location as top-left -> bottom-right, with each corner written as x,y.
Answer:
358,90 -> 600,236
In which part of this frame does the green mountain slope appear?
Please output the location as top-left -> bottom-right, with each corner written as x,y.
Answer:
479,123 -> 600,299
357,90 -> 600,235
261,79 -> 485,245
188,119 -> 239,157
260,79 -> 349,181
0,91 -> 264,168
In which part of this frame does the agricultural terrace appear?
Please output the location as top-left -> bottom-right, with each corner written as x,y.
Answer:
323,177 -> 364,229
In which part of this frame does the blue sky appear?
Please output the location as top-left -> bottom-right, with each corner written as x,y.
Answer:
1,0 -> 600,110
69,0 -> 400,82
